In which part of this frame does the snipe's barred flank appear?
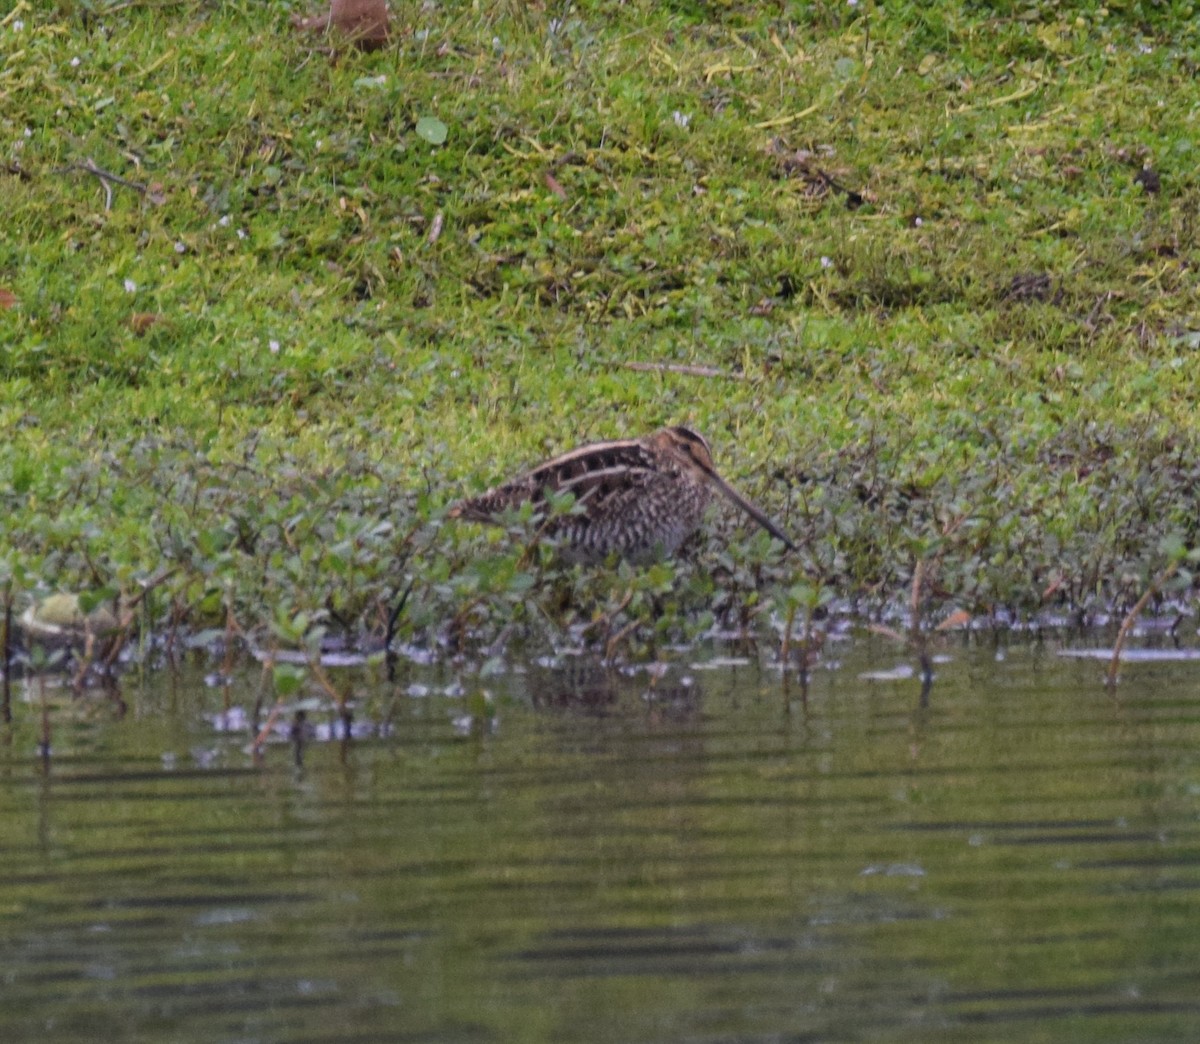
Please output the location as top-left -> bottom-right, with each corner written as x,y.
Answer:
448,426 -> 795,563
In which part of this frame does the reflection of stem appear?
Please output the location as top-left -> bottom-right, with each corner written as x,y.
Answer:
782,600 -> 814,710
38,675 -> 50,769
801,602 -> 817,690
780,602 -> 797,673
782,669 -> 809,711
2,584 -> 11,724
909,559 -> 932,690
919,667 -> 932,708
1108,560 -> 1180,688
781,598 -> 819,692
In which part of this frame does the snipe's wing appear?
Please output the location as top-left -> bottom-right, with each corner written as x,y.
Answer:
450,438 -> 668,523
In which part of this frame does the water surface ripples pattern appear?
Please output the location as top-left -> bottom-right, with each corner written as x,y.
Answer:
1,641 -> 1199,1042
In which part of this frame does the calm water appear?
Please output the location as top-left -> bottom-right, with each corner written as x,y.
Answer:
2,638 -> 1200,1042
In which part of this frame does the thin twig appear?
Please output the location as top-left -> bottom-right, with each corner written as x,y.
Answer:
385,581 -> 414,647
220,595 -> 244,688
780,601 -> 796,672
85,158 -> 146,190
1107,560 -> 1180,688
307,653 -> 347,709
103,1 -> 202,12
72,626 -> 97,690
580,589 -> 634,637
124,568 -> 176,610
252,697 -> 288,755
427,210 -> 444,244
909,558 -> 925,645
618,361 -> 743,379
447,595 -> 485,650
99,624 -> 132,670
59,158 -> 147,211
605,618 -> 640,662
909,559 -> 933,696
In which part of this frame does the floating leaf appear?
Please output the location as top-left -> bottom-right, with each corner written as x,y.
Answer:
416,116 -> 448,145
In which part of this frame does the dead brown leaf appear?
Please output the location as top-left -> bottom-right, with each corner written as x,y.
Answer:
866,623 -> 906,643
935,609 -> 972,632
294,0 -> 390,51
129,312 -> 166,335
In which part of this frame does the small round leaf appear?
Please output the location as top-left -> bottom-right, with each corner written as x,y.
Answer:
416,116 -> 448,145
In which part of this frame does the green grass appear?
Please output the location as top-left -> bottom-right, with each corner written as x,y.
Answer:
3,0 -> 1200,660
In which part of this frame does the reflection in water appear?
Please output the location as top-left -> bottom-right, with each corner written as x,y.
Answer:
527,656 -> 703,724
0,643 -> 1199,1040
528,656 -> 624,712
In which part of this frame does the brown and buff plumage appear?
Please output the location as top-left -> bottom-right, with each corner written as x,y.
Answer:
294,0 -> 390,51
449,426 -> 795,563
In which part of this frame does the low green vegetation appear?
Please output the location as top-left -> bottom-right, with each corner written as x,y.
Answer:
3,0 -> 1200,664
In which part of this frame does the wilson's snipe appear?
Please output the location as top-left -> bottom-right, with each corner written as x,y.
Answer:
448,425 -> 795,562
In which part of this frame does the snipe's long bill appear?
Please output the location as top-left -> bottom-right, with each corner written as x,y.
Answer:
448,425 -> 796,563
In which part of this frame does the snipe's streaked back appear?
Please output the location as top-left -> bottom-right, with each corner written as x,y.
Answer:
448,425 -> 795,562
